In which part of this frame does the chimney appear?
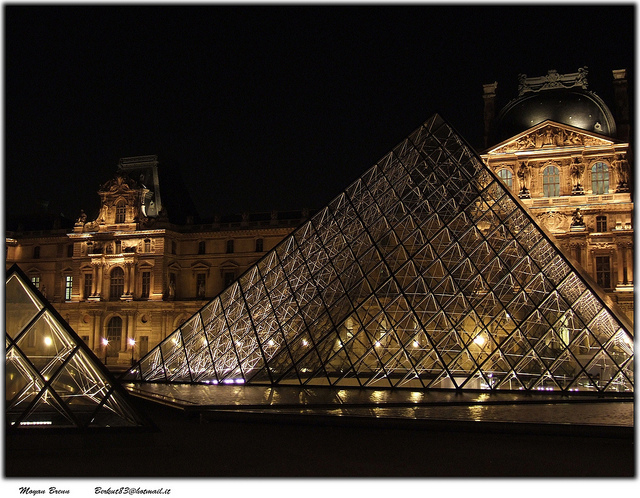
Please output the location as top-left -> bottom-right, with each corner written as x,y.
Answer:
612,69 -> 630,141
483,82 -> 498,148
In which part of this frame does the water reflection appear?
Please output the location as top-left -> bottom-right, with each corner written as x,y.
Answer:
125,383 -> 633,427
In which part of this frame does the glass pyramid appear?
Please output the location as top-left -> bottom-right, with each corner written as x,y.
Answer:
6,264 -> 152,429
127,115 -> 634,393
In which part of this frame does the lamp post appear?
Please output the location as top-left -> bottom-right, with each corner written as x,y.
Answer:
102,338 -> 109,365
128,338 -> 136,365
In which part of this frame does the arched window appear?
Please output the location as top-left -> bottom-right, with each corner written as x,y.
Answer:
543,165 -> 560,197
255,238 -> 264,252
497,169 -> 513,188
591,162 -> 609,194
106,316 -> 122,357
110,267 -> 125,300
115,202 -> 126,223
144,239 -> 151,253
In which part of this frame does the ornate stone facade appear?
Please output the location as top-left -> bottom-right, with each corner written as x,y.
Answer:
482,69 -> 633,321
6,157 -> 302,365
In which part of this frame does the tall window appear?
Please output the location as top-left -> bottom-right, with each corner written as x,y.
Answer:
595,256 -> 611,289
67,244 -> 74,258
141,271 -> 151,299
497,168 -> 513,188
106,316 -> 122,357
115,202 -> 126,223
64,276 -> 73,300
114,240 -> 122,254
596,215 -> 607,232
31,276 -> 40,289
591,162 -> 609,194
198,241 -> 206,254
144,239 -> 151,253
255,238 -> 264,252
196,273 -> 206,299
33,246 -> 40,259
226,239 -> 234,254
543,165 -> 560,197
224,271 -> 236,288
84,273 -> 93,299
110,267 -> 125,300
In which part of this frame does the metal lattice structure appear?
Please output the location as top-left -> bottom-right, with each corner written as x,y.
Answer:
127,115 -> 634,393
6,265 -> 151,429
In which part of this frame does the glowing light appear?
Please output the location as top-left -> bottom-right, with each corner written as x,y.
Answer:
375,341 -> 381,347
474,335 -> 485,346
268,339 -> 275,347
302,339 -> 308,346
44,336 -> 53,346
101,338 -> 109,346
412,340 -> 419,348
128,338 -> 136,347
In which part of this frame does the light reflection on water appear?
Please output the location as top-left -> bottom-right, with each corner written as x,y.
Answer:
126,383 -> 633,427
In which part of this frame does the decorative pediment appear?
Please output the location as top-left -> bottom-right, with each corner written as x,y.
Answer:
98,173 -> 140,194
487,121 -> 616,155
168,261 -> 181,272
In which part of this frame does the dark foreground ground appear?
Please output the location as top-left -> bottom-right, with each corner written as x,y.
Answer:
5,396 -> 635,478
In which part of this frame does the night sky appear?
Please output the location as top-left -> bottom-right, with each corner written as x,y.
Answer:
4,4 -> 635,226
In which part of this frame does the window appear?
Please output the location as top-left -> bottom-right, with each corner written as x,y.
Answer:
196,273 -> 206,299
595,256 -> 611,289
198,241 -> 206,254
543,165 -> 560,197
115,202 -> 126,223
144,239 -> 151,253
67,244 -> 74,258
141,271 -> 151,299
171,241 -> 177,255
65,275 -> 73,301
255,238 -> 264,252
84,273 -> 93,299
224,271 -> 236,288
497,169 -> 513,188
115,240 -> 122,254
110,267 -> 125,300
106,316 -> 122,357
31,276 -> 40,289
226,239 -> 234,254
591,162 -> 609,194
33,246 -> 40,259
596,215 -> 607,232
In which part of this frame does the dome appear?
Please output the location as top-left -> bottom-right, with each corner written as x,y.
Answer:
493,87 -> 616,143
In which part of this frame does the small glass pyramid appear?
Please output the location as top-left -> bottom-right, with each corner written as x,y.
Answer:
126,115 -> 634,393
6,265 -> 152,429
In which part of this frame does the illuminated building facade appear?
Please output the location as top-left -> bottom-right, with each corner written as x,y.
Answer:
5,156 -> 301,364
127,115 -> 633,393
481,68 -> 633,321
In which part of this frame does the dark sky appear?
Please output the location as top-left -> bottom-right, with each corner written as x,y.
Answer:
4,4 -> 635,225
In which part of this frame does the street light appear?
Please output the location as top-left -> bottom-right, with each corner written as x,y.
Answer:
102,338 -> 109,365
128,338 -> 136,365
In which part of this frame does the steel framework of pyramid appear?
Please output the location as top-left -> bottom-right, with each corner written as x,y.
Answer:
127,115 -> 634,393
6,265 -> 152,429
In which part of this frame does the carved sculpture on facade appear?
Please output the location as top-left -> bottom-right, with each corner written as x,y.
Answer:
516,161 -> 531,198
571,208 -> 585,228
492,125 -> 610,154
612,154 -> 630,192
570,157 -> 585,195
